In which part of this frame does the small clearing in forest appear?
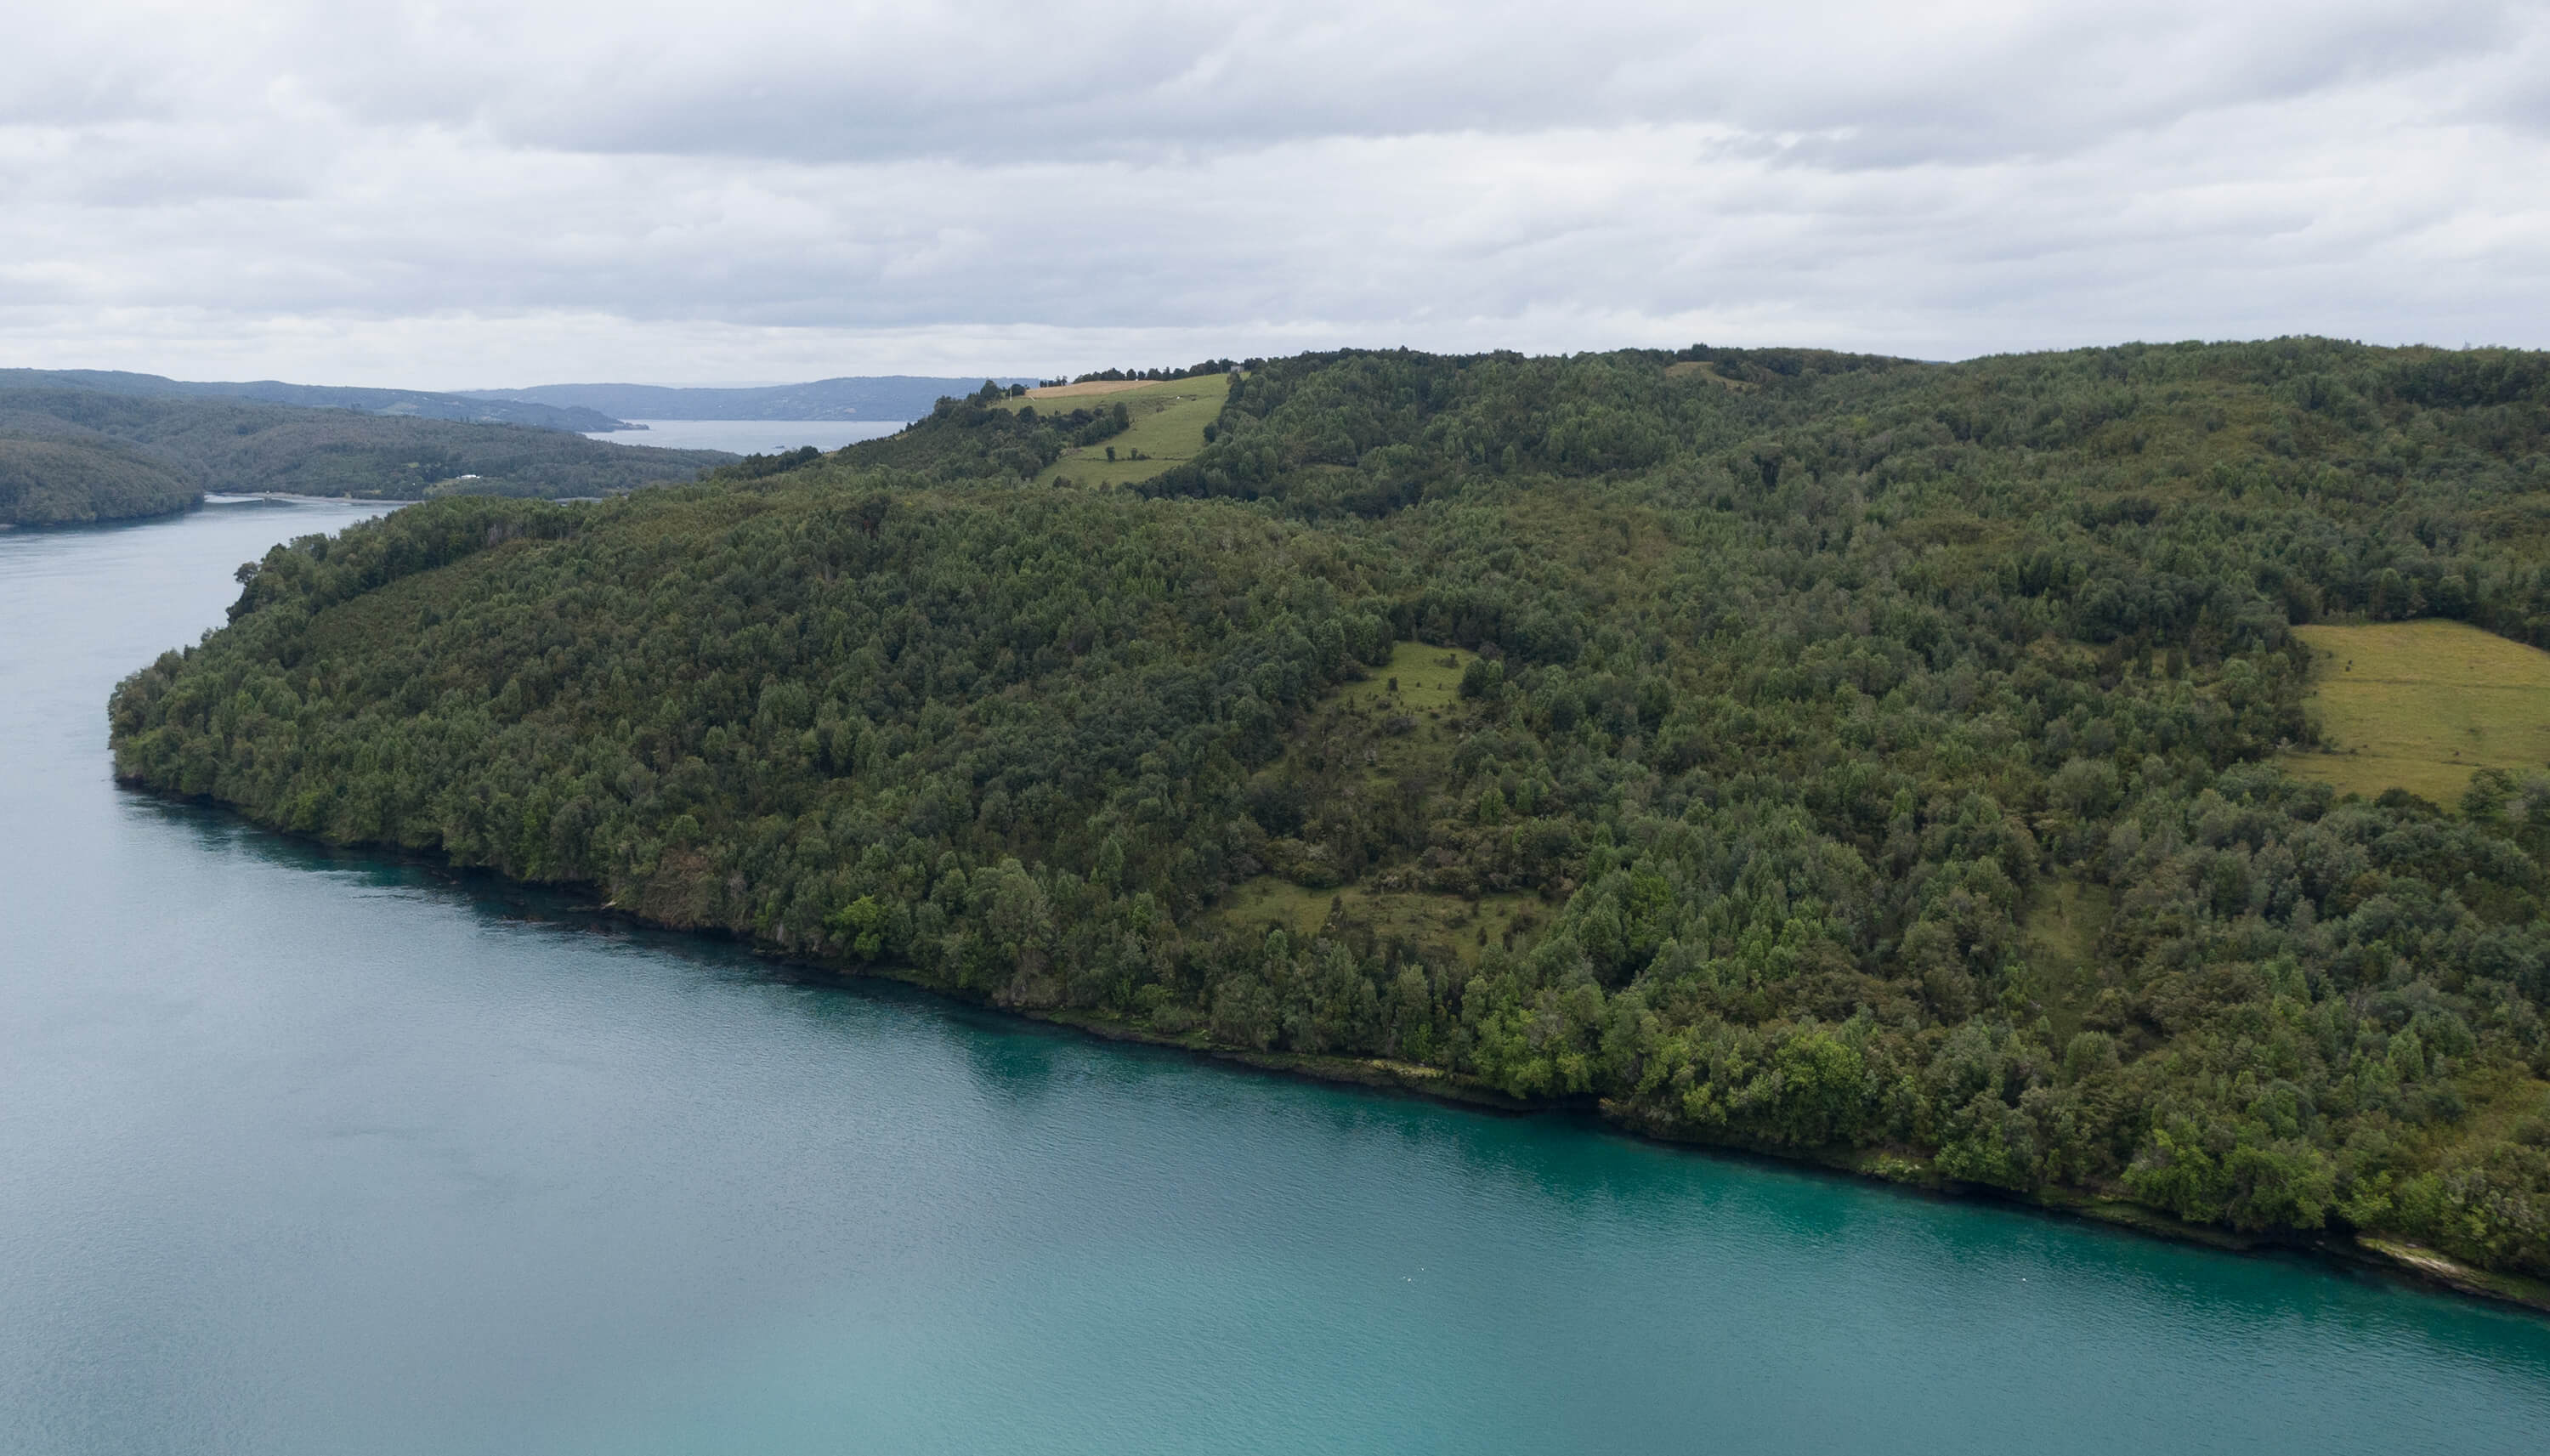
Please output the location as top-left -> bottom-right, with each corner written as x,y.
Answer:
1000,373 -> 1232,486
2283,620 -> 2550,804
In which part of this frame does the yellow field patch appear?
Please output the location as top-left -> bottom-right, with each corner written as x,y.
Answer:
2282,620 -> 2550,804
998,373 -> 1232,487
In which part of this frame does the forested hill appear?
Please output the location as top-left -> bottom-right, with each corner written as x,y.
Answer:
112,338 -> 2550,1290
0,388 -> 732,525
459,376 -> 1036,422
0,368 -> 628,432
0,431 -> 201,527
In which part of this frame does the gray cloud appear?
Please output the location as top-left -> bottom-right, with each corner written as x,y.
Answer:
337,1 -> 2526,163
0,1 -> 2542,386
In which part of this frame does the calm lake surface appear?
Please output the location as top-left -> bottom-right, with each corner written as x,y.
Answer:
585,419 -> 905,454
4,501 -> 2549,1454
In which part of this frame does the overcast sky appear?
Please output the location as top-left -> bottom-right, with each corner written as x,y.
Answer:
3,0 -> 2544,388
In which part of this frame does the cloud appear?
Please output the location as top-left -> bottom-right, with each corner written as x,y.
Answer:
0,0 -> 2542,385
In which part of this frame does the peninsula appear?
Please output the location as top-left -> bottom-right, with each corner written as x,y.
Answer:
110,340 -> 2550,1300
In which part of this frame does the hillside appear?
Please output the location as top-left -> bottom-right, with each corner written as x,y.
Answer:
0,388 -> 733,525
461,376 -> 1037,422
0,433 -> 199,526
760,373 -> 1233,487
111,338 -> 2550,1285
1001,373 -> 1233,485
0,368 -> 628,432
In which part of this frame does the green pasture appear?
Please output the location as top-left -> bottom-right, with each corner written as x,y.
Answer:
2282,620 -> 2550,803
999,373 -> 1231,487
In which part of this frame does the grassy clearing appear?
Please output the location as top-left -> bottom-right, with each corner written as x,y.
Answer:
998,373 -> 1231,487
1337,639 -> 1470,713
2422,1066 -> 2550,1158
1663,360 -> 1755,392
1203,640 -> 1544,960
2281,620 -> 2550,803
2020,877 -> 2112,1041
1336,642 -> 1482,807
1212,879 -> 1544,964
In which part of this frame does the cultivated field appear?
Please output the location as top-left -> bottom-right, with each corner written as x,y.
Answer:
2282,620 -> 2550,803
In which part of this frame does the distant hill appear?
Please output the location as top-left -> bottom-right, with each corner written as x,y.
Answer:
460,377 -> 1037,422
0,369 -> 630,433
0,388 -> 731,526
0,433 -> 200,527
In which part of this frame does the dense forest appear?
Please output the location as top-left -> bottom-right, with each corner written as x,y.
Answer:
0,386 -> 731,525
110,337 -> 2550,1288
0,431 -> 201,526
0,368 -> 626,432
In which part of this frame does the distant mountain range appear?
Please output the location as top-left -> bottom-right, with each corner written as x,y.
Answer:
458,377 -> 1038,423
0,370 -> 630,433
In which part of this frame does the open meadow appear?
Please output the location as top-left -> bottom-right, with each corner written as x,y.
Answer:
1002,373 -> 1231,486
2283,620 -> 2550,802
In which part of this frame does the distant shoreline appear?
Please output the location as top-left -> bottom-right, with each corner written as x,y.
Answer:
577,419 -> 907,454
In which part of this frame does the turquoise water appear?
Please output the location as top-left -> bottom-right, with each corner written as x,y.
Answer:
3,501 -> 2547,1454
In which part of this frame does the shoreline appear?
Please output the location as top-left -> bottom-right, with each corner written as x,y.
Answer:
8,492 -> 397,532
615,888 -> 2550,1319
201,491 -> 411,507
1042,992 -> 2550,1316
118,785 -> 2550,1321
